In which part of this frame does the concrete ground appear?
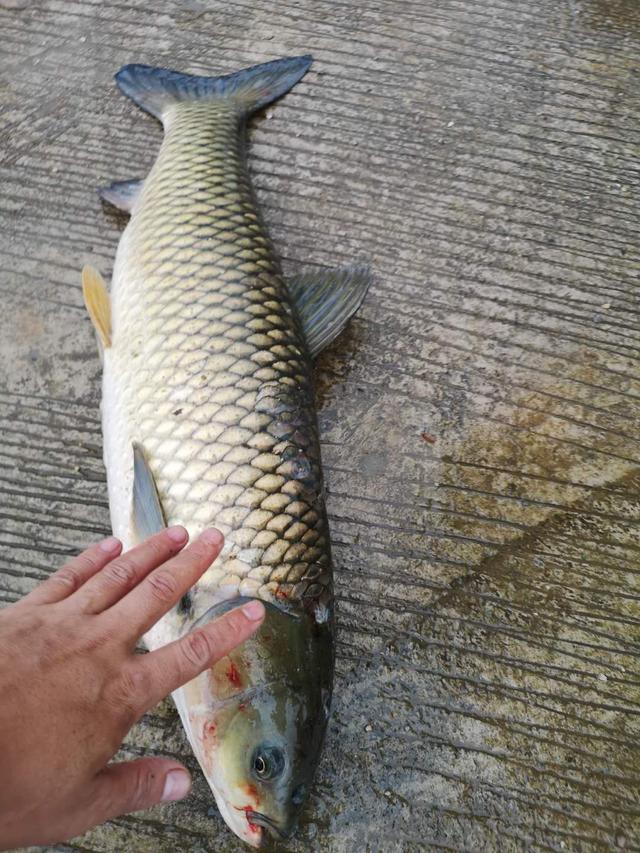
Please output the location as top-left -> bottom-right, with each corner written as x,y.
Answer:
1,0 -> 639,850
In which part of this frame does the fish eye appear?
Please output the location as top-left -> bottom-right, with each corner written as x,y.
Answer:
251,745 -> 285,781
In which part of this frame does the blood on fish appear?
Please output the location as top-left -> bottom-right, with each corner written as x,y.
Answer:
243,806 -> 260,834
202,720 -> 217,758
201,720 -> 218,775
226,661 -> 242,687
238,702 -> 246,711
243,782 -> 260,803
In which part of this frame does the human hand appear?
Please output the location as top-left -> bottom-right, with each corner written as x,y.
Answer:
0,527 -> 265,850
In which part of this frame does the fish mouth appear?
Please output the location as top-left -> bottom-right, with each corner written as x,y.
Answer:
246,810 -> 293,842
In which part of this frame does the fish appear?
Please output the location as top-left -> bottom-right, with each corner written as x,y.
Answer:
82,55 -> 369,847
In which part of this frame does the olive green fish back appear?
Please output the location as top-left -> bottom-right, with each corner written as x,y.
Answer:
111,98 -> 332,617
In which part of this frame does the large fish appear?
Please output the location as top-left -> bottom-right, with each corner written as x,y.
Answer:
81,55 -> 369,847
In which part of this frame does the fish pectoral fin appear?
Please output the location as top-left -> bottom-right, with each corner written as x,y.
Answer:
99,179 -> 143,214
132,442 -> 167,541
288,265 -> 371,358
81,264 -> 112,349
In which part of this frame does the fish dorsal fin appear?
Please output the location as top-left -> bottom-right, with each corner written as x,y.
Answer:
132,442 -> 166,541
99,179 -> 143,214
288,265 -> 371,358
81,265 -> 112,348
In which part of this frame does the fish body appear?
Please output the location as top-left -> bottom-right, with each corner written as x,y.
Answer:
85,56 -> 369,846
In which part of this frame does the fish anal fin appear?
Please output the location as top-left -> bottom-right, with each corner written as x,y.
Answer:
288,265 -> 371,358
81,265 -> 112,348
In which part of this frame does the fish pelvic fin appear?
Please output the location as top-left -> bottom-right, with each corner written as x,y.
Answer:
132,442 -> 167,541
115,55 -> 313,122
288,265 -> 371,358
81,265 -> 112,349
99,179 -> 143,214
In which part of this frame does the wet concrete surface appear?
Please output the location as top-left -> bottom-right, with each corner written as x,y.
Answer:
1,0 -> 640,850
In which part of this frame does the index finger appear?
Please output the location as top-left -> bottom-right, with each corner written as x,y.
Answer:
106,529 -> 225,640
74,526 -> 189,613
134,600 -> 265,713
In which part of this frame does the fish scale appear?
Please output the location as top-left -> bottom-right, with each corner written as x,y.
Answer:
109,99 -> 331,618
84,54 -> 369,848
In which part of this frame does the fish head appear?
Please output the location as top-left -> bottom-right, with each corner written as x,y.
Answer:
180,597 -> 334,847
212,676 -> 323,844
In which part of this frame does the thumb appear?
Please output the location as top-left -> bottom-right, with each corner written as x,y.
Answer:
91,758 -> 192,820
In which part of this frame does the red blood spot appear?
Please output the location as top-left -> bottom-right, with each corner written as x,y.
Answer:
276,586 -> 290,599
201,721 -> 218,775
244,806 -> 260,833
202,720 -> 217,752
238,702 -> 246,711
226,661 -> 242,687
244,782 -> 260,802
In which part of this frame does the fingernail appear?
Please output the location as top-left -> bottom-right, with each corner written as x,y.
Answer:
242,600 -> 265,621
167,526 -> 188,544
161,769 -> 191,802
200,528 -> 223,546
99,536 -> 121,553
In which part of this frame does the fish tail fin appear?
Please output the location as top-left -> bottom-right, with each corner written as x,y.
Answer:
115,55 -> 313,122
